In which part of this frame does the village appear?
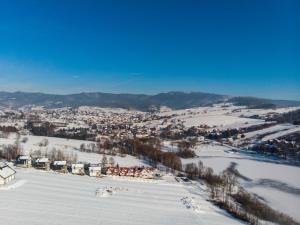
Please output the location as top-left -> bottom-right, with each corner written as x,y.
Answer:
1,104 -> 300,225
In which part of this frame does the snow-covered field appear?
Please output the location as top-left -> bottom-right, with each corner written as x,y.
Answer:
1,104 -> 299,224
153,105 -> 300,131
155,105 -> 300,131
242,123 -> 296,139
182,114 -> 265,130
0,134 -> 147,167
185,144 -> 300,222
261,126 -> 300,141
0,168 -> 243,225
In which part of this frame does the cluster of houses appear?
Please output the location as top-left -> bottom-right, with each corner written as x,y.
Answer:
0,154 -> 158,186
1,155 -> 157,184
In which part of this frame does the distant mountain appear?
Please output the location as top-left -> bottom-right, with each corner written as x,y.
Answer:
228,96 -> 300,108
0,91 -> 299,111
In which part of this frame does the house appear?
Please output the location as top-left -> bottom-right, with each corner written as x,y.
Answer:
103,166 -> 155,178
51,161 -> 67,173
105,167 -> 115,175
71,164 -> 84,175
16,155 -> 32,168
140,168 -> 155,179
126,168 -> 135,176
0,163 -> 16,185
34,158 -> 50,170
88,166 -> 102,177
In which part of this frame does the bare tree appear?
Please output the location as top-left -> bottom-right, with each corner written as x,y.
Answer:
80,143 -> 86,152
198,160 -> 204,178
101,155 -> 108,167
109,156 -> 115,166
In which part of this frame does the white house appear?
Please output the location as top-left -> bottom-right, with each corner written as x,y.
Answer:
71,164 -> 85,175
0,163 -> 16,185
88,166 -> 102,177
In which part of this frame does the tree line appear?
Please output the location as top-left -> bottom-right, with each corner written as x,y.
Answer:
184,161 -> 299,225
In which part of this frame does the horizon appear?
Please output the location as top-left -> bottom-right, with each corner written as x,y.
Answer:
0,0 -> 299,100
1,89 -> 300,102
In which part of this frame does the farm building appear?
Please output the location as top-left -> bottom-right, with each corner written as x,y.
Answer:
16,155 -> 32,168
71,164 -> 85,175
88,166 -> 102,177
0,163 -> 16,185
34,158 -> 50,170
51,161 -> 67,173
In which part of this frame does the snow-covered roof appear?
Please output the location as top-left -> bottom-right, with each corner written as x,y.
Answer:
72,164 -> 84,168
18,155 -> 31,160
53,161 -> 67,166
89,166 -> 101,171
0,164 -> 16,179
35,158 -> 49,163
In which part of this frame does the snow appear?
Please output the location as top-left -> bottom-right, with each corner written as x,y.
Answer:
0,164 -> 16,179
185,143 -> 300,222
161,140 -> 179,152
0,168 -> 243,225
154,105 -> 300,131
19,155 -> 31,160
243,123 -> 296,139
53,161 -> 67,166
0,179 -> 27,190
182,114 -> 264,130
154,105 -> 270,130
0,134 -> 148,167
229,107 -> 300,118
35,158 -> 49,163
262,126 -> 300,141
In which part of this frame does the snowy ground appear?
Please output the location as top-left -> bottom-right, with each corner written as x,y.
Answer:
261,126 -> 300,141
183,143 -> 300,222
0,168 -> 243,225
0,134 -> 148,167
242,123 -> 296,139
155,105 -> 300,131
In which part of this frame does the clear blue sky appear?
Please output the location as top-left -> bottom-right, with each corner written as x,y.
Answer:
0,0 -> 299,100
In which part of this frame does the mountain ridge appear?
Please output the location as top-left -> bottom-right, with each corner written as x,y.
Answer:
0,91 -> 299,111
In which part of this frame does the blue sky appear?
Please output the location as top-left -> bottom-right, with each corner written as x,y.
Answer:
0,0 -> 299,100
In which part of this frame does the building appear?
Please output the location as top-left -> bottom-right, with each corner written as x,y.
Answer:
104,166 -> 155,179
71,164 -> 84,175
34,158 -> 50,170
88,166 -> 102,177
51,161 -> 67,173
0,163 -> 16,185
16,155 -> 32,168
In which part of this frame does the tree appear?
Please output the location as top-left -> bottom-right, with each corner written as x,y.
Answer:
109,156 -> 115,166
185,163 -> 198,179
101,155 -> 108,167
90,143 -> 96,152
80,143 -> 86,152
222,169 -> 238,196
198,160 -> 204,178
